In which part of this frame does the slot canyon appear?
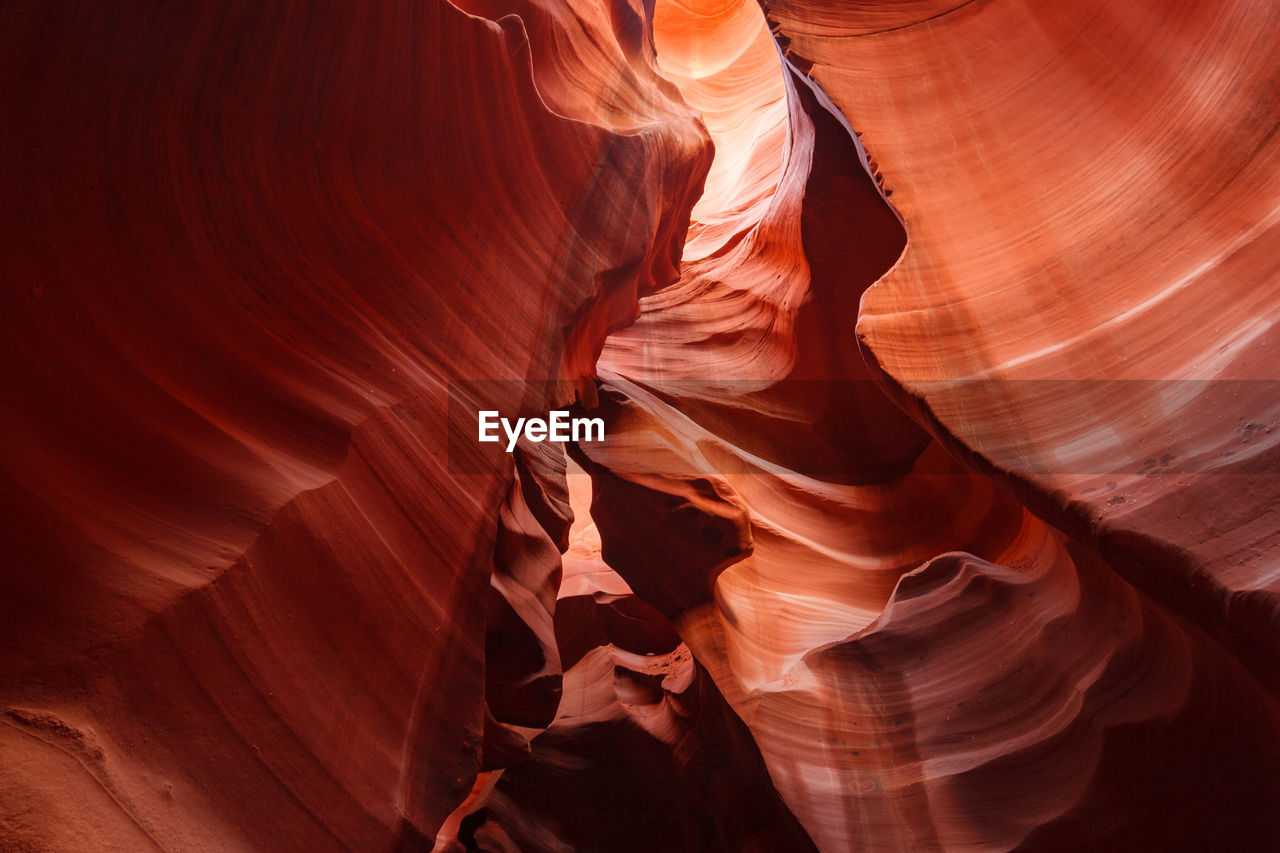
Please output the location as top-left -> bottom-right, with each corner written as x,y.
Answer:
1,0 -> 1278,850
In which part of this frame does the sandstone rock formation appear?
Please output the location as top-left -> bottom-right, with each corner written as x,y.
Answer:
1,0 -> 1277,850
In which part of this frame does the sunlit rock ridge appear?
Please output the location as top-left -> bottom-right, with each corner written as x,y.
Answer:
0,0 -> 1276,851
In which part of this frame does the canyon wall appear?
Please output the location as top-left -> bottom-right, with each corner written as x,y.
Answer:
1,0 -> 1277,850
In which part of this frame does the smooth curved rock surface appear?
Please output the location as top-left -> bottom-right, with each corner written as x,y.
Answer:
1,0 -> 706,848
574,0 -> 1280,849
763,0 -> 1280,684
3,0 -> 1279,850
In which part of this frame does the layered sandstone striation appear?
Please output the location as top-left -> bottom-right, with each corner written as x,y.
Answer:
1,0 -> 708,849
762,0 -> 1280,686
572,0 -> 1280,849
2,0 -> 1278,851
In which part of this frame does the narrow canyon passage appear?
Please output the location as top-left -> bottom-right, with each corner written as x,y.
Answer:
1,1 -> 1278,851
458,1 -> 1280,850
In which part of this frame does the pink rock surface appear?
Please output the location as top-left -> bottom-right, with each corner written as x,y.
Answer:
3,0 -> 1278,850
764,0 -> 1280,683
0,1 -> 705,848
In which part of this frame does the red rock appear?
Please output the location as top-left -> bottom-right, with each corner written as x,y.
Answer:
0,0 -> 706,848
764,0 -> 1280,684
4,0 -> 1279,849
572,0 -> 1280,848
